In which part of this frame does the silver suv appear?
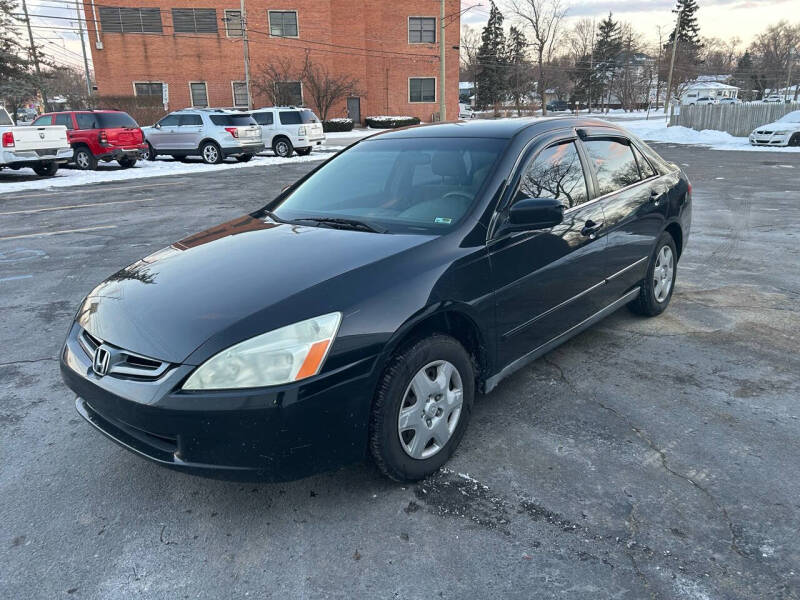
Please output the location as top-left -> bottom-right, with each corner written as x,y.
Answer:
142,109 -> 264,164
250,107 -> 326,157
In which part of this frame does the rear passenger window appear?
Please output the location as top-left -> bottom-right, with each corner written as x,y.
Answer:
76,113 -> 98,129
54,114 -> 74,129
631,144 -> 656,179
584,138 -> 641,195
253,112 -> 273,125
516,141 -> 588,209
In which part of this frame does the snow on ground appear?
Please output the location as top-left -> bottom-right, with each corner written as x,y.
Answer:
620,118 -> 800,152
0,151 -> 336,196
325,128 -> 380,141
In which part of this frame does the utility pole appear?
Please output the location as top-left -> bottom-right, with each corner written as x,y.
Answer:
664,7 -> 682,117
439,0 -> 446,121
241,0 -> 253,109
75,0 -> 93,96
21,0 -> 49,112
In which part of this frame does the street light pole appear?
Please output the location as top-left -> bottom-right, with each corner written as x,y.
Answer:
439,0 -> 446,121
664,8 -> 682,117
241,0 -> 253,109
75,0 -> 93,96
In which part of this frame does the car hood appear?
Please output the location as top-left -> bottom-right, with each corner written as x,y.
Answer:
753,120 -> 800,132
76,215 -> 431,364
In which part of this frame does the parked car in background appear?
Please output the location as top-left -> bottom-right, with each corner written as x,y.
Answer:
250,107 -> 325,157
32,110 -> 146,170
545,100 -> 570,112
458,103 -> 476,119
142,109 -> 264,164
749,110 -> 800,146
763,95 -> 784,103
718,97 -> 740,105
689,96 -> 717,106
0,106 -> 71,176
62,117 -> 691,483
15,108 -> 37,124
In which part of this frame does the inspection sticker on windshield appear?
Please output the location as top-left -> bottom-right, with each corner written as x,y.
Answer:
434,217 -> 452,224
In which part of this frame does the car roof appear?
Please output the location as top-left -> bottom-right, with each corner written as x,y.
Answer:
370,117 -> 622,140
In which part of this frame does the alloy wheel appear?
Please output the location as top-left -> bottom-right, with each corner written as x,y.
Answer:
75,151 -> 90,169
275,141 -> 289,157
397,360 -> 463,460
653,245 -> 674,303
203,144 -> 219,163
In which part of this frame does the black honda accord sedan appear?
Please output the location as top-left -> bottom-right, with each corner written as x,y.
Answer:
61,117 -> 691,482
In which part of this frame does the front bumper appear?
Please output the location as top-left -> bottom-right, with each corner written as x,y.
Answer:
96,145 -> 148,161
60,323 -> 377,481
1,146 -> 71,167
749,133 -> 789,146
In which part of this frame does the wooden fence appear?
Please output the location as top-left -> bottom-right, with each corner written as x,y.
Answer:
670,102 -> 800,137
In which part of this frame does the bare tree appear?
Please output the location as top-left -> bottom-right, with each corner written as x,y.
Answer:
300,56 -> 362,122
507,0 -> 567,115
460,25 -> 481,104
252,57 -> 302,106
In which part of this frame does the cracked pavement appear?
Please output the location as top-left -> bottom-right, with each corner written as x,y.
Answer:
1,145 -> 799,599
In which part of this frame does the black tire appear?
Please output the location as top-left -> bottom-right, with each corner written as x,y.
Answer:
171,155 -> 190,162
144,143 -> 157,161
235,153 -> 254,163
33,161 -> 58,177
200,141 -> 223,164
273,137 -> 293,158
628,231 -> 678,317
73,146 -> 97,170
789,133 -> 800,147
295,147 -> 312,156
369,335 -> 475,482
118,157 -> 137,168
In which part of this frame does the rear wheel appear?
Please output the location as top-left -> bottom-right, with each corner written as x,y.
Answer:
273,137 -> 293,158
369,335 -> 474,482
118,157 -> 137,168
33,161 -> 58,177
295,147 -> 312,156
235,154 -> 254,163
200,141 -> 223,165
73,147 -> 97,170
628,232 -> 678,317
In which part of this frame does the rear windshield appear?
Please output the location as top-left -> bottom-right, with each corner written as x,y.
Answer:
279,109 -> 319,125
0,110 -> 12,126
210,114 -> 257,126
96,112 -> 139,128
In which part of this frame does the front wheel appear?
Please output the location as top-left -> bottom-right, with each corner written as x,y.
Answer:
200,141 -> 223,165
628,232 -> 678,317
33,161 -> 58,177
369,335 -> 474,482
235,154 -> 254,163
789,133 -> 800,147
143,143 -> 156,161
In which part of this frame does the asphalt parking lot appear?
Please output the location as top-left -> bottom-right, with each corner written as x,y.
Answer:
1,144 -> 799,599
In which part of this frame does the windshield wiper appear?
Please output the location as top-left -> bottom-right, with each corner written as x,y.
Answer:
291,217 -> 387,234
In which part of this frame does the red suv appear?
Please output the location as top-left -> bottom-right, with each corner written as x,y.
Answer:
31,110 -> 147,170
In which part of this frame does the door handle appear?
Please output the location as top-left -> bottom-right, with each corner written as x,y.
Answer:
580,219 -> 603,239
650,187 -> 667,205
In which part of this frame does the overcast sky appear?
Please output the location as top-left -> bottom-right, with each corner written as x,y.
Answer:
462,0 -> 796,45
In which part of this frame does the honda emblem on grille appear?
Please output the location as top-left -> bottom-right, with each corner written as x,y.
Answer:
93,346 -> 111,376
39,131 -> 45,139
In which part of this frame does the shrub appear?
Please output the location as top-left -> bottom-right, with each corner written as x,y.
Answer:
323,118 -> 354,132
364,116 -> 421,129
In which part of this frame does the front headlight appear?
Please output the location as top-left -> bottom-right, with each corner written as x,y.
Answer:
773,130 -> 789,135
182,312 -> 341,390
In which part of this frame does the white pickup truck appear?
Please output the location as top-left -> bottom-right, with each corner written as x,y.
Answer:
0,107 -> 72,176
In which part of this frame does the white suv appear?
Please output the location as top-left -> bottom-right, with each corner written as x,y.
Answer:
250,107 -> 325,157
142,109 -> 264,164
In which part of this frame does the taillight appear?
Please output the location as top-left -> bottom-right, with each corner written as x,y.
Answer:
98,130 -> 108,145
224,127 -> 239,138
1,131 -> 13,147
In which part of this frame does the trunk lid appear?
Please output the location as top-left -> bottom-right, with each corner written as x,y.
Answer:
6,125 -> 69,152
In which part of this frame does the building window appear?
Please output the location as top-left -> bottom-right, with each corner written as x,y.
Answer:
408,17 -> 435,43
134,82 -> 164,97
232,81 -> 249,107
224,9 -> 242,37
409,77 -> 436,103
268,10 -> 298,37
274,81 -> 303,106
172,8 -> 218,34
98,6 -> 162,33
190,82 -> 209,107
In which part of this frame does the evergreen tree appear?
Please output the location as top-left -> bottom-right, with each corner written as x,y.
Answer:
476,1 -> 508,109
592,13 -> 622,110
505,26 -> 533,115
669,0 -> 702,49
1,0 -> 31,82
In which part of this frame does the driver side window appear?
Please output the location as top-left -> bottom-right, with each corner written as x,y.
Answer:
158,114 -> 180,127
516,141 -> 588,209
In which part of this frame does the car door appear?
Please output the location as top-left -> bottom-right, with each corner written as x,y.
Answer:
177,113 -> 203,150
579,132 -> 667,302
252,111 -> 274,145
149,114 -> 179,150
489,132 -> 608,369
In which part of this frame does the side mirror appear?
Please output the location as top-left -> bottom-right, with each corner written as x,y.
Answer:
154,123 -> 161,129
507,197 -> 564,231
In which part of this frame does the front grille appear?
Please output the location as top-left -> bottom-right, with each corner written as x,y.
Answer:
78,327 -> 171,380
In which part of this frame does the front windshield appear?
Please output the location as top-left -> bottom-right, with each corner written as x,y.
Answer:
269,137 -> 505,234
777,111 -> 800,123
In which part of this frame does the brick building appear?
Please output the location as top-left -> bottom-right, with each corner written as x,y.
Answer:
82,1 -> 460,124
